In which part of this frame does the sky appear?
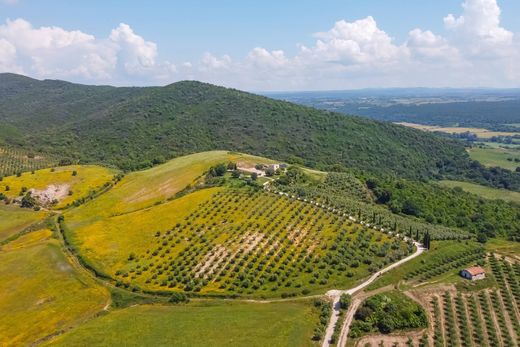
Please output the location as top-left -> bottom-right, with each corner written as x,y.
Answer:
1,0 -> 520,91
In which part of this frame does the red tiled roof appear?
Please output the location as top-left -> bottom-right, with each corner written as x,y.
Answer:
464,266 -> 485,276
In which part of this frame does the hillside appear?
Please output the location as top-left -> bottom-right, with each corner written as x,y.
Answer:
1,150 -> 519,346
0,73 -> 473,180
62,152 -> 412,297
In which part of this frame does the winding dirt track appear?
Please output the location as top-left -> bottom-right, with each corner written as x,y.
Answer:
321,242 -> 426,347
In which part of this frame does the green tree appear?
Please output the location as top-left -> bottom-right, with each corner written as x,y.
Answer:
21,192 -> 37,208
477,232 -> 488,244
265,167 -> 275,177
340,293 -> 352,310
168,292 -> 189,304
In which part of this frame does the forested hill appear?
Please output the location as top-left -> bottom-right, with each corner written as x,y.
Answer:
0,73 -> 514,186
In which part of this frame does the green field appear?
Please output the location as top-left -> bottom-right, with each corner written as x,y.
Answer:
0,204 -> 46,242
368,240 -> 483,290
486,238 -> 520,259
49,301 -> 317,347
64,151 -> 275,218
468,146 -> 520,171
439,180 -> 520,203
0,229 -> 109,345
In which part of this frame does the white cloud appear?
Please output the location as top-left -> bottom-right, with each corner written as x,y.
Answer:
406,29 -> 459,60
246,47 -> 288,69
0,38 -> 20,72
308,16 -> 404,65
0,18 -> 173,83
0,0 -> 519,89
444,0 -> 512,43
109,23 -> 157,74
200,52 -> 232,71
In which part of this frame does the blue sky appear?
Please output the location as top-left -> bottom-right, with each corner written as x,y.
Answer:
1,0 -> 520,90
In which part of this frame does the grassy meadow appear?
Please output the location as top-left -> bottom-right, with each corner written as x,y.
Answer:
439,180 -> 520,203
0,165 -> 116,208
468,146 -> 520,171
49,300 -> 317,347
486,238 -> 520,259
0,229 -> 109,345
64,151 -> 277,219
0,204 -> 46,241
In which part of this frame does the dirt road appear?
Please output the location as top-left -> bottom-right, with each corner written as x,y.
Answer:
322,242 -> 426,347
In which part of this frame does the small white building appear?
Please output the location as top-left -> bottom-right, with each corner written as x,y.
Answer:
460,266 -> 486,281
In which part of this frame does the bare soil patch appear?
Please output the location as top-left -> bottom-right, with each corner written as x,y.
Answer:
30,184 -> 70,205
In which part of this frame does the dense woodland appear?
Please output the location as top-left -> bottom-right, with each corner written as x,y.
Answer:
275,169 -> 520,241
273,170 -> 472,241
2,73 -> 518,191
2,73 -> 520,242
364,176 -> 520,241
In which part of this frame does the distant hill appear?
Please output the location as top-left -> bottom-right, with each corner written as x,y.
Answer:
0,73 -> 517,189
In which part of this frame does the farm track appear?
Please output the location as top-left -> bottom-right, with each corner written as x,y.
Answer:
323,242 -> 426,347
2,180 -> 426,345
336,285 -> 393,347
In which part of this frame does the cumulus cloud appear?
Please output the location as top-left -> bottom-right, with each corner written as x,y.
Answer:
200,52 -> 232,71
406,29 -> 458,60
192,0 -> 519,89
0,0 -> 519,89
0,18 -> 172,83
246,47 -> 288,69
444,0 -> 514,57
110,23 -> 157,74
308,16 -> 404,65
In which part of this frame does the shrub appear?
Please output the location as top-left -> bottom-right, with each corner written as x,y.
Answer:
168,292 -> 189,304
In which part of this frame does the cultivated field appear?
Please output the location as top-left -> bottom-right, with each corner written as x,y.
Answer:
343,253 -> 520,347
0,146 -> 59,177
397,122 -> 519,139
468,146 -> 520,171
439,180 -> 520,203
0,229 -> 109,346
412,256 -> 520,347
66,185 -> 411,296
0,165 -> 116,208
64,151 -> 277,219
367,241 -> 485,290
48,300 -> 318,346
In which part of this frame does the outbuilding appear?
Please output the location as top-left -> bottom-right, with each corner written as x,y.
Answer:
460,266 -> 485,281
